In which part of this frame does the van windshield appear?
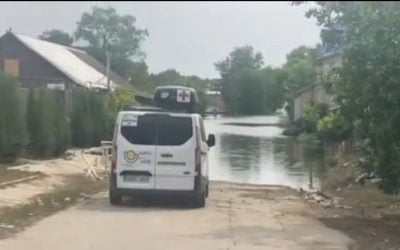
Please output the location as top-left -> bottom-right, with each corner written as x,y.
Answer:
120,114 -> 193,146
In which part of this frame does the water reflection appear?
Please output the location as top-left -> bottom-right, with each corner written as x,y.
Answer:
205,115 -> 324,190
220,135 -> 262,182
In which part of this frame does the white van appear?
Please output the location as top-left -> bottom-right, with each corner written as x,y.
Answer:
109,108 -> 215,207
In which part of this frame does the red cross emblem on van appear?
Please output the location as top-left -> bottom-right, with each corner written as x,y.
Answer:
177,89 -> 191,103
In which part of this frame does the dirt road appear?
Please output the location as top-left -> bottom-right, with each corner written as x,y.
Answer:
0,182 -> 352,250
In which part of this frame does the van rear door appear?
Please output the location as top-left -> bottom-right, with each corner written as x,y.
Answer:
117,113 -> 157,190
154,115 -> 196,190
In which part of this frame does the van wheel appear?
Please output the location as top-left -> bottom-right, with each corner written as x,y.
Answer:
109,192 -> 122,206
191,192 -> 206,208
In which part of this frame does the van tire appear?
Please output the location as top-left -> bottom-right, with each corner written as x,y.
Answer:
191,192 -> 206,208
109,192 -> 122,206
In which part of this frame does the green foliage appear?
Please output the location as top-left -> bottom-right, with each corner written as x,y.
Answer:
225,69 -> 283,115
130,67 -> 210,113
149,69 -> 185,86
214,44 -> 321,117
0,74 -> 26,162
297,133 -> 321,149
195,88 -> 207,114
39,29 -> 74,46
263,67 -> 286,112
26,89 -> 69,157
215,45 -> 285,115
302,1 -> 400,193
71,89 -> 107,147
303,103 -> 319,129
105,88 -> 135,137
32,90 -> 57,156
26,90 -> 37,150
82,47 -> 136,78
317,112 -> 347,142
53,97 -> 71,156
215,45 -> 264,78
277,45 -> 322,121
129,61 -> 149,87
265,44 -> 322,121
73,6 -> 148,77
75,6 -> 148,59
282,45 -> 322,92
303,103 -> 330,133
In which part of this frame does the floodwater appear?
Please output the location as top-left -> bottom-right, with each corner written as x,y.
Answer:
204,113 -> 325,190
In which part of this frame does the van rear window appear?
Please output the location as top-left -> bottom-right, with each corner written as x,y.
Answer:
120,114 -> 193,146
157,116 -> 193,146
121,115 -> 157,145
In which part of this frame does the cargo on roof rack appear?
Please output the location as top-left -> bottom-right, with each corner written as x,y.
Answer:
153,85 -> 199,113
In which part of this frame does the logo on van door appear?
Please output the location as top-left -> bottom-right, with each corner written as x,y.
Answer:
124,150 -> 138,163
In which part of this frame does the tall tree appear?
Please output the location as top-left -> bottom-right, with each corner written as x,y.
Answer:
215,45 -> 280,115
274,44 -> 322,120
39,29 -> 74,46
215,45 -> 264,78
262,67 -> 286,113
75,6 -> 148,58
148,69 -> 185,87
74,6 -> 148,77
299,1 -> 400,193
283,45 -> 322,92
129,61 -> 149,88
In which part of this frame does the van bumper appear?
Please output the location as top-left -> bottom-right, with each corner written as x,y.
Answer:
109,173 -> 207,197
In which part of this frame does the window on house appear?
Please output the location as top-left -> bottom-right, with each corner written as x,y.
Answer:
4,59 -> 20,77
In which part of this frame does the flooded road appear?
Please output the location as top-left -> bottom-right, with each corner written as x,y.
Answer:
205,114 -> 324,190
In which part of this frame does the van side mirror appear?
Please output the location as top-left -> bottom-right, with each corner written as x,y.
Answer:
207,134 -> 215,147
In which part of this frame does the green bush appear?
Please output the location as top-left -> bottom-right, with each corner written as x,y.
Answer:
297,133 -> 321,149
301,1 -> 400,194
53,95 -> 70,155
0,74 -> 26,162
317,113 -> 347,142
105,88 -> 135,138
71,89 -> 108,147
303,103 -> 319,133
26,89 -> 69,157
303,103 -> 330,133
26,89 -> 38,154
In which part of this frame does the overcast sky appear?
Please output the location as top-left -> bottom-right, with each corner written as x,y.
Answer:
0,1 -> 321,78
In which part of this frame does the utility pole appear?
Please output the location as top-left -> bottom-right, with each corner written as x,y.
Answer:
106,41 -> 111,91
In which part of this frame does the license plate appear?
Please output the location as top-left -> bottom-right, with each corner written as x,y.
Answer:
123,175 -> 149,183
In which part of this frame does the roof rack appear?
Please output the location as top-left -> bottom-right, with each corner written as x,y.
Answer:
122,105 -> 197,115
122,105 -> 164,112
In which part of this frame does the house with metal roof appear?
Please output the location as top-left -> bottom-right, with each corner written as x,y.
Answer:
0,31 -> 152,103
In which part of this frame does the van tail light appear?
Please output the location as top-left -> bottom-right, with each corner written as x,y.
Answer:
195,127 -> 201,175
111,143 -> 117,174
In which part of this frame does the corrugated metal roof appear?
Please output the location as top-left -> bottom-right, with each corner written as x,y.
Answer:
13,33 -> 115,90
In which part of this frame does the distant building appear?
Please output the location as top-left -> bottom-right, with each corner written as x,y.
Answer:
293,84 -> 336,121
293,25 -> 343,121
205,90 -> 226,113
